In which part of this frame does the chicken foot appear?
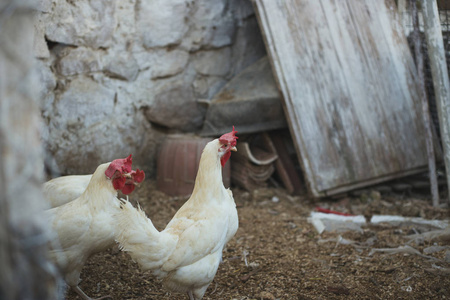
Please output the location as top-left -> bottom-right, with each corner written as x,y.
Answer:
72,285 -> 112,300
187,291 -> 195,300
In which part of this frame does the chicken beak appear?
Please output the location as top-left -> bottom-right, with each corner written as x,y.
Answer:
231,146 -> 237,152
123,173 -> 133,179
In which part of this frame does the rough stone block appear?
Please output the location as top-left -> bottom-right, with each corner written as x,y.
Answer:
45,0 -> 116,48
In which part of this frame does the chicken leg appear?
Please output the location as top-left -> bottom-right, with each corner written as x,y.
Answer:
187,291 -> 195,300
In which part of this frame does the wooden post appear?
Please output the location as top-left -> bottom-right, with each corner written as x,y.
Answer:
412,1 -> 440,206
421,0 -> 450,205
397,0 -> 411,36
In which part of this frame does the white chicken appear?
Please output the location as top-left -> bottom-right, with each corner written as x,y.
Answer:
116,127 -> 239,300
45,155 -> 145,300
43,174 -> 92,208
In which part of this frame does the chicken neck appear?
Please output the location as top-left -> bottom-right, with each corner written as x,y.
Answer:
190,140 -> 227,202
77,163 -> 118,207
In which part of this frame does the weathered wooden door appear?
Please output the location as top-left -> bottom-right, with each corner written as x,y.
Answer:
252,0 -> 427,196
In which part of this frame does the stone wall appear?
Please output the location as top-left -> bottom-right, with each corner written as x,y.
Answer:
35,0 -> 266,175
1,0 -> 60,298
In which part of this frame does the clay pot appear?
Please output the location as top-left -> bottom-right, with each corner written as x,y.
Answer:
157,135 -> 231,196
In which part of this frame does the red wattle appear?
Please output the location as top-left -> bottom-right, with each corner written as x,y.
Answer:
221,151 -> 231,167
121,183 -> 136,195
131,169 -> 145,183
112,176 -> 126,190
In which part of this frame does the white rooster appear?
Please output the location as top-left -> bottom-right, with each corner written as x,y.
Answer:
43,174 -> 92,208
45,155 -> 145,300
116,127 -> 239,300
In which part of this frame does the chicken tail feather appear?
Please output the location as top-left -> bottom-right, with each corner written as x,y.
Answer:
115,199 -> 177,272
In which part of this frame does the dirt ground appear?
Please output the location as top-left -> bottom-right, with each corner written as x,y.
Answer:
66,180 -> 450,300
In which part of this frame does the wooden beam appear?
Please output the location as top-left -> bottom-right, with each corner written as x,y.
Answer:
421,0 -> 450,205
412,0 -> 440,207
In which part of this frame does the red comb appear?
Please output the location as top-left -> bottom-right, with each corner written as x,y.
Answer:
219,126 -> 238,147
105,154 -> 133,179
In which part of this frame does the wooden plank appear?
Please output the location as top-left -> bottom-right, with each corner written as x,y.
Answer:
412,1 -> 440,206
422,0 -> 450,204
252,0 -> 427,197
270,131 -> 305,195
